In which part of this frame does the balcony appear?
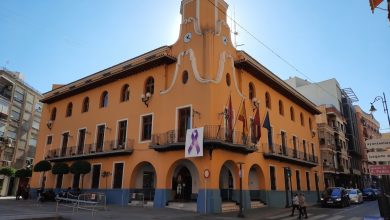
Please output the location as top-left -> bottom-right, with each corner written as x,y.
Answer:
322,163 -> 336,174
45,139 -> 134,162
263,145 -> 318,167
150,125 -> 257,154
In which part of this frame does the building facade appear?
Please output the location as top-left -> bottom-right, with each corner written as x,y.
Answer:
355,106 -> 381,188
285,77 -> 361,188
316,105 -> 350,188
31,0 -> 323,213
0,69 -> 43,196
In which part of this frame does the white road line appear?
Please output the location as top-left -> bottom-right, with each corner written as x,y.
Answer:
324,215 -> 345,220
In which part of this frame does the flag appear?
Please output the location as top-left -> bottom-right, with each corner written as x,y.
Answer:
369,0 -> 383,13
252,107 -> 261,142
263,111 -> 273,149
226,95 -> 233,141
388,0 -> 390,22
238,100 -> 248,136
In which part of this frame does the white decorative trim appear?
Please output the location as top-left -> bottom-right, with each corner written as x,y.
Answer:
183,17 -> 202,35
160,49 -> 246,99
215,19 -> 229,36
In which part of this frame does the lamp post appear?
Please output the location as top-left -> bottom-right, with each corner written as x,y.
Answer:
237,162 -> 245,218
369,92 -> 390,127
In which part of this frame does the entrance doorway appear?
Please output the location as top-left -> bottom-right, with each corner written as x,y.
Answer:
172,167 -> 192,201
219,165 -> 234,201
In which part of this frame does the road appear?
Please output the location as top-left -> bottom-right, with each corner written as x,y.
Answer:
254,201 -> 382,220
0,197 -> 383,220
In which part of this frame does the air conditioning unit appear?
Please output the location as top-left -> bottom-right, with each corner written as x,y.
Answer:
47,120 -> 53,129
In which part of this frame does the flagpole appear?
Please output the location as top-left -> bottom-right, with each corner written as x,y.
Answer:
216,94 -> 231,138
233,98 -> 244,131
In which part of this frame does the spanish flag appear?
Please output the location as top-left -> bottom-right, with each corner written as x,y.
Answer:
238,100 -> 248,136
369,0 -> 383,13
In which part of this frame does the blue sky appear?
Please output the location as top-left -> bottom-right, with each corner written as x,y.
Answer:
0,0 -> 389,131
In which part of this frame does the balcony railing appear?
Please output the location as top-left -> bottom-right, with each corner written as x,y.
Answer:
263,144 -> 318,167
150,125 -> 257,154
45,139 -> 134,162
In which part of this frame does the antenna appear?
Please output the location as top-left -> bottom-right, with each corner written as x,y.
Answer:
233,6 -> 238,47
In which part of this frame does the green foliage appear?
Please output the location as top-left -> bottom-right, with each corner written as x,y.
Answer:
15,168 -> 32,178
0,167 -> 16,177
33,160 -> 52,172
70,160 -> 91,175
52,162 -> 70,175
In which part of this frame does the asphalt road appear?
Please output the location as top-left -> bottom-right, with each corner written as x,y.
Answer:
0,197 -> 383,220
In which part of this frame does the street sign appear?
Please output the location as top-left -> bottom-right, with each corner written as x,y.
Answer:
366,138 -> 390,150
369,165 -> 390,175
367,151 -> 390,162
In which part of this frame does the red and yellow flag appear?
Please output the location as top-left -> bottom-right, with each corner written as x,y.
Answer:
238,100 -> 248,136
369,0 -> 383,13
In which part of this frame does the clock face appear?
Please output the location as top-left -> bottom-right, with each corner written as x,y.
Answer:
184,32 -> 192,43
222,36 -> 228,45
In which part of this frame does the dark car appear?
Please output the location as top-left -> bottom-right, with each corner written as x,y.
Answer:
362,188 -> 377,200
321,187 -> 350,208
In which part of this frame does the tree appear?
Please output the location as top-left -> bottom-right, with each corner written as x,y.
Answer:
33,160 -> 52,189
70,160 -> 91,189
0,167 -> 16,177
15,168 -> 32,178
52,162 -> 69,188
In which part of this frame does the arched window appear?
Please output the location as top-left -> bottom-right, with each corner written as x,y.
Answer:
145,77 -> 154,95
265,92 -> 271,109
226,73 -> 231,87
249,82 -> 255,100
66,102 -> 73,117
290,107 -> 295,121
278,100 -> 284,116
82,97 -> 89,113
120,84 -> 130,102
100,91 -> 108,108
300,113 -> 304,126
50,108 -> 57,121
182,71 -> 188,84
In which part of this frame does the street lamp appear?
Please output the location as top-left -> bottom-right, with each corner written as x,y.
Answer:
237,162 -> 245,218
369,92 -> 390,127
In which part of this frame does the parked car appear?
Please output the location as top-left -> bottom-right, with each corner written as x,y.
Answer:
321,187 -> 350,208
347,189 -> 363,204
363,188 -> 377,200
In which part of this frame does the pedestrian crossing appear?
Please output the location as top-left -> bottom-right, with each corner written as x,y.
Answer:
266,212 -> 372,220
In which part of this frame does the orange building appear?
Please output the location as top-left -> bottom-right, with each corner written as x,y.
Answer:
31,0 -> 323,213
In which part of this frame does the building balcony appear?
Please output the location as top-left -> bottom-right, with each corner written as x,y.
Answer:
322,163 -> 336,174
45,139 -> 134,162
263,145 -> 318,167
149,125 -> 257,154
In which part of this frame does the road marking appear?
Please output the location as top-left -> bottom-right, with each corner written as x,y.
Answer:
325,215 -> 345,220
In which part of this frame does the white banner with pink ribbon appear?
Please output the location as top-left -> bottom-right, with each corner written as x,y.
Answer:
185,127 -> 204,158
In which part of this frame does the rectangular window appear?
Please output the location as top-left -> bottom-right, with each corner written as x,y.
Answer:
281,131 -> 287,155
61,132 -> 69,156
77,129 -> 86,154
11,109 -> 21,121
296,170 -> 301,191
73,174 -> 80,189
113,163 -> 124,189
303,140 -> 307,160
178,107 -> 191,142
117,120 -> 127,149
293,136 -> 297,158
46,135 -> 53,145
306,172 -> 311,191
91,164 -> 101,189
56,174 -> 63,189
270,166 -> 276,190
96,125 -> 105,152
141,115 -> 152,141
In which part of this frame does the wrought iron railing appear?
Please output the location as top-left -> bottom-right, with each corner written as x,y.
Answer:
263,144 -> 318,164
46,139 -> 134,159
151,125 -> 256,147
